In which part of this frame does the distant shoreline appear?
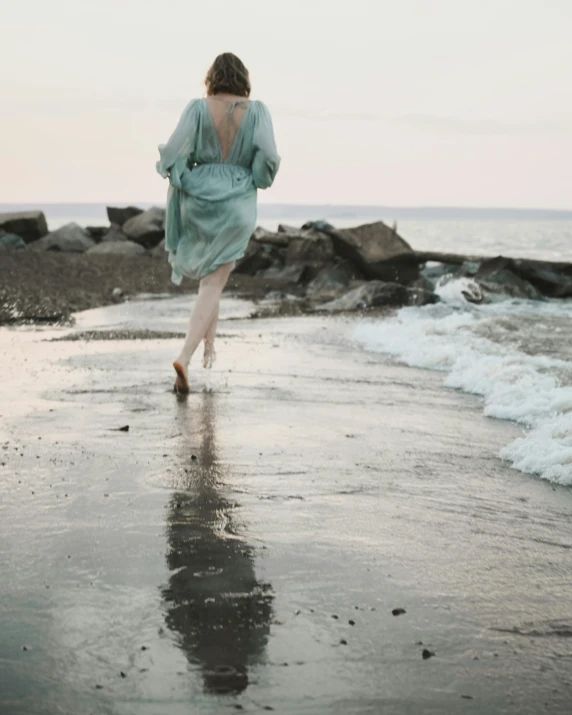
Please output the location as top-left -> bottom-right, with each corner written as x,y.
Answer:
2,203 -> 572,221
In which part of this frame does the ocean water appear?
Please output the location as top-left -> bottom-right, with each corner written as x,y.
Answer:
352,284 -> 572,486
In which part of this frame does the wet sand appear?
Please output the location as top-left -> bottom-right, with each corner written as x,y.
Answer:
1,296 -> 572,714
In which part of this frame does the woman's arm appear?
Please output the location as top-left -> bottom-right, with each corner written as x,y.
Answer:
251,101 -> 281,189
156,99 -> 199,179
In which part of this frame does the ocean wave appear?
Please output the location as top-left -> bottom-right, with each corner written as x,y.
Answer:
351,282 -> 572,485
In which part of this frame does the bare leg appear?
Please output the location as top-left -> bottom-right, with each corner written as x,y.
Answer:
175,262 -> 234,372
203,303 -> 219,368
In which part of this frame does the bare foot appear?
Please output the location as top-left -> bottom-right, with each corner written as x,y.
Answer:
172,361 -> 190,394
203,340 -> 216,369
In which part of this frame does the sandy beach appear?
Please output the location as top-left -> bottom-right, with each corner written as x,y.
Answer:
1,295 -> 572,714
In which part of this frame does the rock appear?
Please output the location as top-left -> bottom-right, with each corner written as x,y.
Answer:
512,259 -> 572,298
122,207 -> 165,248
0,211 -> 48,243
263,264 -> 312,284
286,230 -> 335,264
420,262 -> 461,289
87,241 -> 145,256
101,224 -> 128,243
301,220 -> 336,233
29,223 -> 95,253
477,268 -> 542,301
422,649 -> 435,660
0,233 -> 27,250
317,280 -> 438,312
323,221 -> 419,284
235,241 -> 283,275
306,261 -> 361,300
149,238 -> 167,259
106,206 -> 144,227
277,224 -> 301,234
112,288 -> 123,298
252,226 -> 288,247
392,608 -> 406,616
86,226 -> 109,240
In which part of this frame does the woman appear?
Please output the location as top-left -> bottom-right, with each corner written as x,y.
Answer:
156,53 -> 280,394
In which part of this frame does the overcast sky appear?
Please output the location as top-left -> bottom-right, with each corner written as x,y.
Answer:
2,0 -> 571,207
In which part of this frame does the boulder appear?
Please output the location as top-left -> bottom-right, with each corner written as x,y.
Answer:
29,223 -> 95,253
317,280 -> 438,312
251,226 -> 288,247
0,233 -> 27,250
86,226 -> 109,240
285,230 -> 335,264
512,259 -> 572,298
87,240 -> 146,256
322,221 -> 419,284
476,269 -> 542,301
101,224 -> 128,243
106,205 -> 144,227
277,224 -> 302,235
306,261 -> 362,300
149,238 -> 167,259
235,241 -> 283,275
301,220 -> 336,233
263,264 -> 312,284
0,211 -> 48,243
122,207 -> 165,248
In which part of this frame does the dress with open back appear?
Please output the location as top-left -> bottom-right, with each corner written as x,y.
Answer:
156,98 -> 280,284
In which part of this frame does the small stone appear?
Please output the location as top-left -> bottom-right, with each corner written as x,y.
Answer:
461,695 -> 473,700
112,287 -> 123,298
340,639 -> 348,645
349,620 -> 355,626
331,614 -> 339,620
95,684 -> 103,689
22,645 -> 29,651
120,671 -> 126,678
191,454 -> 197,461
392,608 -> 406,616
422,649 -> 435,660
141,645 -> 148,651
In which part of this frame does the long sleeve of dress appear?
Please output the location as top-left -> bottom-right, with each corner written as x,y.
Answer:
156,99 -> 199,184
251,101 -> 280,189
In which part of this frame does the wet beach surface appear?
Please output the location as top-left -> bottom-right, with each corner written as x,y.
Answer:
1,296 -> 572,714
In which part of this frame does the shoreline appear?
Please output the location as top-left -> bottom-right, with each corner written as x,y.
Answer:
1,302 -> 572,712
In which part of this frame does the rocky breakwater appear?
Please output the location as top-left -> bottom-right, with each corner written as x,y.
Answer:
2,207 -> 572,324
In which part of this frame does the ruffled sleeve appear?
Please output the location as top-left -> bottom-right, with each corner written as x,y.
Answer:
156,99 -> 200,182
251,101 -> 280,189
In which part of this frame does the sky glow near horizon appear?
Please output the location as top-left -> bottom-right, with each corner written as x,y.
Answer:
1,0 -> 571,208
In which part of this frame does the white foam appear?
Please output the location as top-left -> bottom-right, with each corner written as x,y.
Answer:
351,288 -> 572,485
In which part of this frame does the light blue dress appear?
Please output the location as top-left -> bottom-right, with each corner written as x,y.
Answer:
156,98 -> 280,284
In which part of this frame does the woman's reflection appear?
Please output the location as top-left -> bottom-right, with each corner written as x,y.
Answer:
161,392 -> 273,695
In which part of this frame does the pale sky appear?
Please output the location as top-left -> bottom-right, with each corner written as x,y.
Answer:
2,0 -> 571,207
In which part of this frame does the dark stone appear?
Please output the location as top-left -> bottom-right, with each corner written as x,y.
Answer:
251,227 -> 288,247
475,256 -> 543,300
320,221 -> 419,284
477,256 -> 572,298
101,224 -> 128,243
422,649 -> 435,659
86,226 -> 109,239
285,230 -> 335,265
317,281 -> 438,312
235,241 -> 283,275
123,207 -> 165,248
29,223 -> 95,253
392,608 -> 406,616
0,211 -> 48,243
106,205 -> 144,226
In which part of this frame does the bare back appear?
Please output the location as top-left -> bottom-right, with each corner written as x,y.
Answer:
204,95 -> 250,162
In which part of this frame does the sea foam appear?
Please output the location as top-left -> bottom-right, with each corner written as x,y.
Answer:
351,280 -> 572,485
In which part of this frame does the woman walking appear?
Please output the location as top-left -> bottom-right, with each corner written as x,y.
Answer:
156,53 -> 280,394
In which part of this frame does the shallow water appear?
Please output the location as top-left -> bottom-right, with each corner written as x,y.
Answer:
2,302 -> 572,713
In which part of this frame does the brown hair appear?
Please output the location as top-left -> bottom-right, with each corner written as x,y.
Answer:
205,53 -> 251,98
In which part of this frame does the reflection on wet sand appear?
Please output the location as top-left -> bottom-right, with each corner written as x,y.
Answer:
161,393 -> 273,695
